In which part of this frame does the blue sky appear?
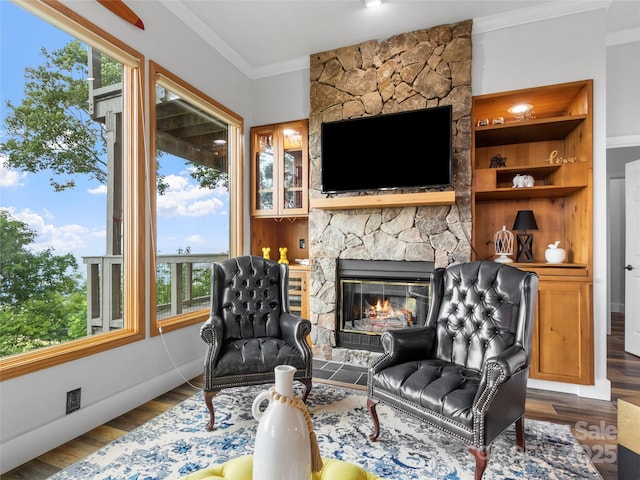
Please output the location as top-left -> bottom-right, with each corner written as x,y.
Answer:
0,1 -> 230,269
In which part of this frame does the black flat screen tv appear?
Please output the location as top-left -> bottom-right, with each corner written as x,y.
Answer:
320,105 -> 452,193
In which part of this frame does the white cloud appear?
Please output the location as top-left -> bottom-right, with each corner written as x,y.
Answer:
6,207 -> 89,253
185,234 -> 205,245
88,185 -> 107,195
156,173 -> 228,218
0,157 -> 27,187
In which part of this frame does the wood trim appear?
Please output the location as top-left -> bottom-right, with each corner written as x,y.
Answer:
148,61 -> 244,336
16,0 -> 143,67
96,0 -> 144,30
309,190 -> 456,210
0,330 -> 145,381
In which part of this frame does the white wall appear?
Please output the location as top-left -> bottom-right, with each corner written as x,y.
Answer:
2,2 -> 634,474
606,40 -> 640,142
0,1 -> 253,474
607,145 -> 640,315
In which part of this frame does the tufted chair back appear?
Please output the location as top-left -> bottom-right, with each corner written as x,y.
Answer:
427,261 -> 532,372
211,255 -> 287,340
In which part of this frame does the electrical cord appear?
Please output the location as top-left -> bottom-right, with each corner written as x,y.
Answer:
158,326 -> 201,391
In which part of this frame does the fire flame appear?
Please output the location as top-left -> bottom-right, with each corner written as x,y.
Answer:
367,298 -> 412,325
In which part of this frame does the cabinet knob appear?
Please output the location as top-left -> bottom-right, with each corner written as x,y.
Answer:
625,264 -> 634,271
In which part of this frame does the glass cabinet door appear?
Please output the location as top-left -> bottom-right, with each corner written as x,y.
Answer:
281,126 -> 304,212
250,120 -> 308,217
254,130 -> 276,214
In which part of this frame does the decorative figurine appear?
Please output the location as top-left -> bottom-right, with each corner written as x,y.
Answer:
494,226 -> 514,263
545,241 -> 566,264
262,247 -> 271,260
489,154 -> 507,168
278,247 -> 289,265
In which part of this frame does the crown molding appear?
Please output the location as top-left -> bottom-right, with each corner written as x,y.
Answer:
163,1 -> 615,80
607,135 -> 640,149
607,27 -> 640,46
252,56 -> 310,80
158,0 -> 253,78
473,0 -> 610,34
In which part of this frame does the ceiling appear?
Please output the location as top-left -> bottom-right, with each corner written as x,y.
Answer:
158,0 -> 640,79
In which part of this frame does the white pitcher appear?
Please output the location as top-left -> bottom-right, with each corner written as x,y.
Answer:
252,365 -> 312,480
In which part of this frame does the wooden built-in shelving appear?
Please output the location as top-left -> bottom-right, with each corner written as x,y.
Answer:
472,79 -> 594,386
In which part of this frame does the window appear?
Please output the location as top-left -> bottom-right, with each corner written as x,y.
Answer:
0,0 -> 145,379
0,3 -> 245,379
149,63 -> 243,334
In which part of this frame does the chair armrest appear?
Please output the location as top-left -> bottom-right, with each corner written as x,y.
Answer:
486,344 -> 528,380
473,344 -> 528,407
200,314 -> 223,344
200,314 -> 225,370
279,311 -> 312,354
370,327 -> 435,373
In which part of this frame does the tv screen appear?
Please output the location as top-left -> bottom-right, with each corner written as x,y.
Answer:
320,105 -> 452,193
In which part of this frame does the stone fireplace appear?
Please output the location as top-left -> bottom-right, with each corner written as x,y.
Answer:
336,259 -> 433,352
307,20 -> 473,366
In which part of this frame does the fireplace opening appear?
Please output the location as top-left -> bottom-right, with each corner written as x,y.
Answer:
336,259 -> 434,352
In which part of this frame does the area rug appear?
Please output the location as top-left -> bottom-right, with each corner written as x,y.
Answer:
49,382 -> 602,480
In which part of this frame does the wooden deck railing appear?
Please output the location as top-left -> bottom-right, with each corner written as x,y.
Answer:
82,253 -> 228,334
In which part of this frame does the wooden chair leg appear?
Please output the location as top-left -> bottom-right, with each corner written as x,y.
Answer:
515,416 -> 525,451
367,398 -> 380,441
300,379 -> 312,403
204,391 -> 219,431
467,446 -> 490,480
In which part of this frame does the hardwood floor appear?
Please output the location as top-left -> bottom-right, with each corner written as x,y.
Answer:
3,313 -> 637,480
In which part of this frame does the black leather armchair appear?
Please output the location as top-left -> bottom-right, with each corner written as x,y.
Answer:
367,261 -> 538,480
200,256 -> 312,431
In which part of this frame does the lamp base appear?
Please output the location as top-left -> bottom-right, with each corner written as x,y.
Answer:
515,233 -> 534,262
494,254 -> 513,263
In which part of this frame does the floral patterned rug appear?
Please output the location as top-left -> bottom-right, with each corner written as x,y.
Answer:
49,382 -> 602,480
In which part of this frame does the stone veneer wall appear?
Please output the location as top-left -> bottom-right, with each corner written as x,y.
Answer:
308,20 -> 473,365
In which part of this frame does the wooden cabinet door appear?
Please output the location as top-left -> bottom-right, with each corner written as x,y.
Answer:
530,279 -> 593,384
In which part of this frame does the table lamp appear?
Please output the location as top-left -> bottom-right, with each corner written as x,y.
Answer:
512,210 -> 538,262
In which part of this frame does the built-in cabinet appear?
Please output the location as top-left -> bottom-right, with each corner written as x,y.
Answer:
250,120 -> 310,317
472,80 -> 594,385
251,120 -> 309,218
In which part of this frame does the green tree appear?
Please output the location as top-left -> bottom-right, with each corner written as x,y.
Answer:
0,39 -> 226,194
0,210 -> 86,356
0,40 -> 116,191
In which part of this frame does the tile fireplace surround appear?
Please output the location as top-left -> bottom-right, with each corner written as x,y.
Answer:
308,20 -> 473,366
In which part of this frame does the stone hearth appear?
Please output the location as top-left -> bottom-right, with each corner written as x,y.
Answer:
308,20 -> 473,366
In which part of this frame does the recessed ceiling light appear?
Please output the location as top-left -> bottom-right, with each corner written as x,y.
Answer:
364,0 -> 382,8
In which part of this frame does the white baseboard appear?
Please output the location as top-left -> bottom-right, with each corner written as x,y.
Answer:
0,358 -> 203,474
528,377 -> 611,401
610,303 -> 625,313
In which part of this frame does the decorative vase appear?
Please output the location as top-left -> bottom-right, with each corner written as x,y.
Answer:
252,365 -> 312,480
545,240 -> 566,264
